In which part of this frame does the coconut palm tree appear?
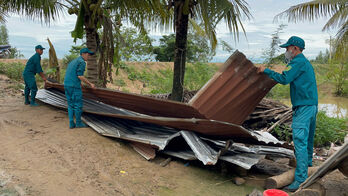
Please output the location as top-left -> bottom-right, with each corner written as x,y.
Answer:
0,0 -> 63,23
69,0 -> 169,87
168,0 -> 251,101
275,0 -> 348,59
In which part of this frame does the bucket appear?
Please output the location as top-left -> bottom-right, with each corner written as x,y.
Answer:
263,189 -> 289,196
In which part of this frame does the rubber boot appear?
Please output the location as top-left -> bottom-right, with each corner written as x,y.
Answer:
24,89 -> 30,105
284,180 -> 301,192
75,110 -> 87,128
30,90 -> 39,106
69,121 -> 76,129
68,107 -> 75,129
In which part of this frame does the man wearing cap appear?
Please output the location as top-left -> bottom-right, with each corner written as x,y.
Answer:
22,45 -> 48,106
64,48 -> 95,129
258,36 -> 318,192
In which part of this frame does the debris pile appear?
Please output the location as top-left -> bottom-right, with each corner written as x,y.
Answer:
149,91 -> 293,134
38,51 -> 295,169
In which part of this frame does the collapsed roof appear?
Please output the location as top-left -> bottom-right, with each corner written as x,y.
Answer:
38,50 -> 293,168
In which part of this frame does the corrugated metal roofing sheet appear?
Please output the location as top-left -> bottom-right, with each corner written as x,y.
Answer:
37,50 -> 295,169
189,51 -> 277,124
37,89 -> 289,147
45,51 -> 276,126
36,89 -> 294,168
44,83 -> 205,119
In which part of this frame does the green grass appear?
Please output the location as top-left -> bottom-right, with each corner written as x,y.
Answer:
0,62 -> 25,81
7,83 -> 24,91
121,62 -> 219,94
115,79 -> 126,87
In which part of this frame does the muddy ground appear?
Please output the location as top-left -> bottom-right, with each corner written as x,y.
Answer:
0,74 -> 347,196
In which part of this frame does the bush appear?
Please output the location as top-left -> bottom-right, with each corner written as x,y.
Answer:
0,62 -> 25,81
115,79 -> 126,87
315,110 -> 347,147
266,84 -> 290,100
271,110 -> 347,147
271,124 -> 292,143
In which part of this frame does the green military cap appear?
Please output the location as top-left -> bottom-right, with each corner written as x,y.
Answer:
80,48 -> 94,55
280,36 -> 305,49
35,45 -> 45,50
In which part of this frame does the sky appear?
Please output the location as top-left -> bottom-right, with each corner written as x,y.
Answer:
4,0 -> 336,63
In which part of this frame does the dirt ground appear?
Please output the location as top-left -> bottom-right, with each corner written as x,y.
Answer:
1,72 -> 347,196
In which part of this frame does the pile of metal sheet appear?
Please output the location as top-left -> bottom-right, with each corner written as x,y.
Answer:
38,51 -> 294,169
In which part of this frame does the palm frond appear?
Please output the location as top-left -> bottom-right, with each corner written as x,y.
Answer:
276,0 -> 348,59
334,19 -> 348,59
71,1 -> 85,42
195,0 -> 251,50
189,19 -> 206,37
274,0 -> 342,23
2,0 -> 64,24
105,0 -> 172,33
322,3 -> 348,31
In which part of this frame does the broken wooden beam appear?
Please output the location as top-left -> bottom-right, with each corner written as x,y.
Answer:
265,167 -> 318,189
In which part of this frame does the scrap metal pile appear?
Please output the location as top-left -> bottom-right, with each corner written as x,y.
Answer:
37,51 -> 294,169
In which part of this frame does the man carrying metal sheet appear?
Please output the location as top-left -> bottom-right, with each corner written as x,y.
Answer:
258,36 -> 318,192
64,48 -> 95,129
23,45 -> 48,106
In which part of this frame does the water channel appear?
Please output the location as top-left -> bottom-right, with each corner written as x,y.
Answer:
281,96 -> 348,119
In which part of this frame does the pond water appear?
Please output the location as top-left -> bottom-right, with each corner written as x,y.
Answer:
281,96 -> 348,118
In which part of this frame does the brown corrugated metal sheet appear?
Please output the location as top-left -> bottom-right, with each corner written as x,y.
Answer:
130,142 -> 156,160
45,82 -> 205,119
37,89 -> 290,148
189,51 -> 277,124
46,51 -> 275,126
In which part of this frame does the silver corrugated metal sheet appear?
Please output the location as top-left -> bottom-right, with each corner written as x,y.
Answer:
36,89 -> 294,168
36,89 -> 290,148
220,154 -> 265,170
181,130 -> 219,165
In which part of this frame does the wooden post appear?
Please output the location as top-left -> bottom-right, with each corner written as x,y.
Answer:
265,167 -> 319,189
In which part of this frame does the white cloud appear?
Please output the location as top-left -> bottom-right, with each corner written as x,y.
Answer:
4,0 -> 338,60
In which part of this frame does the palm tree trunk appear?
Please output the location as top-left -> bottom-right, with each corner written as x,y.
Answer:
171,0 -> 189,102
85,27 -> 99,85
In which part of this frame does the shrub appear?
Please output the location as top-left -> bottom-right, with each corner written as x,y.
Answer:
115,79 -> 126,87
271,124 -> 292,143
0,62 -> 25,81
271,110 -> 347,147
315,110 -> 347,147
266,84 -> 290,100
